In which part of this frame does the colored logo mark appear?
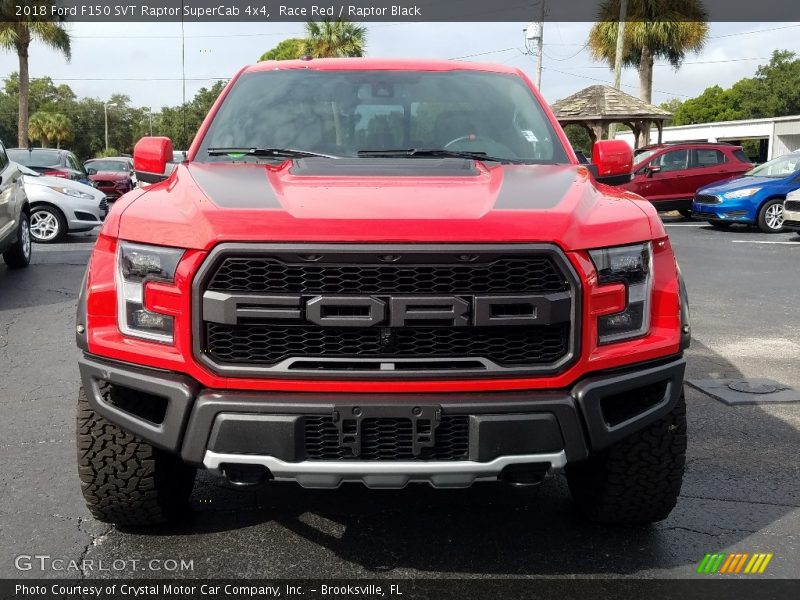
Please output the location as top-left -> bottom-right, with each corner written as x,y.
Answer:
697,552 -> 773,574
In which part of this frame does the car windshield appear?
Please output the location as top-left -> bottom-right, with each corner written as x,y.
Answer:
746,153 -> 800,178
196,69 -> 568,164
87,160 -> 129,172
7,149 -> 60,168
633,148 -> 660,164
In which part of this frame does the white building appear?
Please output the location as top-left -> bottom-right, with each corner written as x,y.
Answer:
614,115 -> 800,161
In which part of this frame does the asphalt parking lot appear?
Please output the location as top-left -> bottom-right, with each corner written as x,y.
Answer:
1,219 -> 798,580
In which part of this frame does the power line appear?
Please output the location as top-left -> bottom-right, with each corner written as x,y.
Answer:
541,65 -> 691,98
710,23 -> 800,39
448,47 -> 519,60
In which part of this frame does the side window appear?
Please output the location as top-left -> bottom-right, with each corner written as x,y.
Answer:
0,141 -> 8,171
652,149 -> 689,172
68,153 -> 85,174
693,148 -> 726,167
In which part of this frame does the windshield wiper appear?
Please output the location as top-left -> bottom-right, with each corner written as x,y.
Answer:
357,148 -> 526,164
207,147 -> 339,159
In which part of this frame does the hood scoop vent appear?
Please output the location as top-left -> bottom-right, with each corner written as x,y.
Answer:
290,157 -> 479,177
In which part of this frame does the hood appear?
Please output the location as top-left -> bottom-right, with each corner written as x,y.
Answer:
24,173 -> 104,197
110,160 -> 661,251
700,175 -> 778,194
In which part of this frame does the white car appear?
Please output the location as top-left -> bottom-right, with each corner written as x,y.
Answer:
19,165 -> 107,243
784,188 -> 800,236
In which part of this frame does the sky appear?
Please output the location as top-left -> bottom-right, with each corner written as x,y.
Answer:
0,20 -> 798,111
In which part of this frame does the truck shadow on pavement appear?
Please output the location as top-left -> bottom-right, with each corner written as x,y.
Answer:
109,341 -> 800,577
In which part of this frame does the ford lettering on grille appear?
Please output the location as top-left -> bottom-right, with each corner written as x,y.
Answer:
202,291 -> 572,328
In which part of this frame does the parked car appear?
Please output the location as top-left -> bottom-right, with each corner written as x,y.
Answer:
84,157 -> 135,200
18,166 -> 107,243
0,140 -> 32,268
7,148 -> 92,186
622,142 -> 752,216
692,152 -> 800,232
783,188 -> 800,236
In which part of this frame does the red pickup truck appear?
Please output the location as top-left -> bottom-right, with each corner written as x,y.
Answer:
76,58 -> 690,527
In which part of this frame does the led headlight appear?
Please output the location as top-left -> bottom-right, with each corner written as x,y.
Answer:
116,242 -> 184,343
722,187 -> 760,199
589,242 -> 652,343
47,185 -> 95,200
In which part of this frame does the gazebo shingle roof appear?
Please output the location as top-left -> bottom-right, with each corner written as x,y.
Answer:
551,85 -> 672,122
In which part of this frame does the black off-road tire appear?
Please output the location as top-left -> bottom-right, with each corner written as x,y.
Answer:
566,391 -> 686,526
77,386 -> 196,526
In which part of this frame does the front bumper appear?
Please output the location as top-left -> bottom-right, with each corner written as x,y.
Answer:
783,203 -> 800,230
78,354 -> 685,489
692,196 -> 756,223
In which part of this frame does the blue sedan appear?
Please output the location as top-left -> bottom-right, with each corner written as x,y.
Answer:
692,152 -> 800,232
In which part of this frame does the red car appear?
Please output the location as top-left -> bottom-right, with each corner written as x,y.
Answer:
76,58 -> 689,528
622,142 -> 752,215
84,157 -> 135,200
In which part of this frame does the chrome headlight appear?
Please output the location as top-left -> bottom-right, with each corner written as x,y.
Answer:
589,242 -> 652,344
47,185 -> 95,200
722,187 -> 760,199
116,242 -> 184,343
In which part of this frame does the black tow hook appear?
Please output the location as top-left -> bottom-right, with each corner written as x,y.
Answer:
499,463 -> 550,487
221,464 -> 272,487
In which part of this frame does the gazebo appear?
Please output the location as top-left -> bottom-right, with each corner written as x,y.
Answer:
550,85 -> 672,149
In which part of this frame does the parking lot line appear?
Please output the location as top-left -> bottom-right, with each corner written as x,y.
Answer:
34,243 -> 96,251
664,223 -> 706,227
731,240 -> 800,245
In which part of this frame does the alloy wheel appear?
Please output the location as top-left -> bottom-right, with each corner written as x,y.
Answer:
30,210 -> 60,242
765,203 -> 784,231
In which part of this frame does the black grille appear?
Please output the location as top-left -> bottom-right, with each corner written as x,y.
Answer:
207,256 -> 568,294
304,415 -> 469,461
785,199 -> 800,211
99,198 -> 108,212
694,194 -> 721,205
205,322 -> 569,367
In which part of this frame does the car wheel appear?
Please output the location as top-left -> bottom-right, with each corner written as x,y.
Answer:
29,205 -> 67,243
678,209 -> 692,218
708,220 -> 732,229
2,212 -> 32,269
757,198 -> 785,233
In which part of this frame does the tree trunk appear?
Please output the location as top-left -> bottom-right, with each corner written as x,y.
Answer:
637,45 -> 655,146
638,44 -> 654,104
17,42 -> 30,148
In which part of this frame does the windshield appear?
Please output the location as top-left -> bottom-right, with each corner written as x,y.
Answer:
633,148 -> 660,164
86,160 -> 129,172
197,69 -> 568,164
746,153 -> 800,178
7,149 -> 60,168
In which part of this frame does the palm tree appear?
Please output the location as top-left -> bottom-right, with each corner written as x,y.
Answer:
588,0 -> 708,104
303,19 -> 367,58
0,2 -> 71,147
27,111 -> 50,147
46,112 -> 71,149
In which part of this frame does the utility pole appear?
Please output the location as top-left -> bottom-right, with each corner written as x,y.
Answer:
535,0 -> 545,89
608,0 -> 628,139
523,1 -> 546,90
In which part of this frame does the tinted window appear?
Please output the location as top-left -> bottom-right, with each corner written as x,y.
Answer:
7,149 -> 61,168
198,69 -> 568,164
693,149 -> 725,167
733,149 -> 751,163
652,149 -> 689,172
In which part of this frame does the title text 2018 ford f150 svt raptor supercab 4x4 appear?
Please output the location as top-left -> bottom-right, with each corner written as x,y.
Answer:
75,59 -> 690,527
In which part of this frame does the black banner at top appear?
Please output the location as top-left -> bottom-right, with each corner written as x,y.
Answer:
3,0 -> 800,22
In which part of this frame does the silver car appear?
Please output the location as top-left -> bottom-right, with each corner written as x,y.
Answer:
20,166 -> 107,243
0,141 -> 31,268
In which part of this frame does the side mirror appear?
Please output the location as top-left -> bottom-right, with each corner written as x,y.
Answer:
86,168 -> 97,176
590,140 -> 633,186
646,164 -> 662,178
134,137 -> 174,184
